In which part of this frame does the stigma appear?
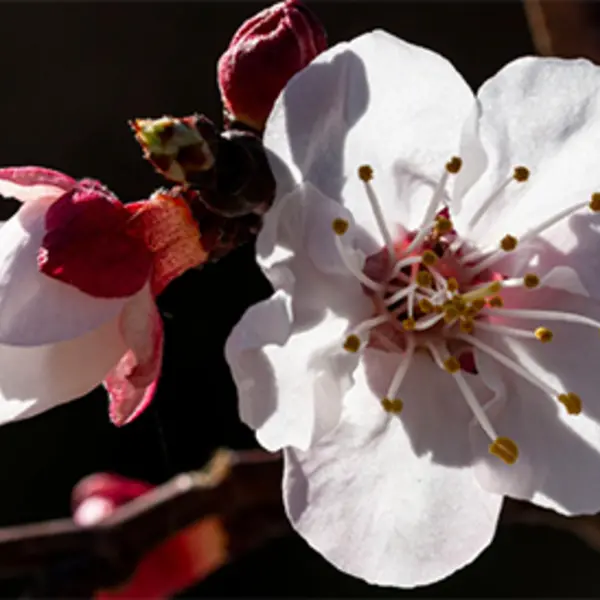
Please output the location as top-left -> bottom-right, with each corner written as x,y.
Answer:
330,160 -> 600,465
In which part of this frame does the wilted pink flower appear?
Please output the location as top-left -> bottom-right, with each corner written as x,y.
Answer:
72,472 -> 228,599
0,168 -> 206,426
217,0 -> 327,130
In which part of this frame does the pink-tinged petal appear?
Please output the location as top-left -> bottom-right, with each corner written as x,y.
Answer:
39,180 -> 153,298
0,166 -> 75,204
0,195 -> 129,346
125,190 -> 206,297
105,286 -> 163,426
0,315 -> 128,425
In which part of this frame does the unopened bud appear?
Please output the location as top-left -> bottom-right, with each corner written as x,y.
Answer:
131,114 -> 219,184
217,0 -> 327,131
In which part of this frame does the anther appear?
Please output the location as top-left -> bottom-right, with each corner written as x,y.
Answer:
447,277 -> 459,293
590,193 -> 600,212
332,218 -> 349,236
416,271 -> 433,287
460,318 -> 474,334
452,296 -> 467,313
402,318 -> 416,331
343,334 -> 361,353
489,437 -> 519,465
445,156 -> 462,174
358,164 -> 373,182
443,306 -> 459,323
558,392 -> 582,415
435,217 -> 453,234
534,327 -> 553,343
488,296 -> 504,308
418,298 -> 434,314
523,273 -> 540,289
513,166 -> 530,182
421,250 -> 438,267
500,234 -> 518,252
443,356 -> 461,373
472,298 -> 486,311
382,397 -> 403,414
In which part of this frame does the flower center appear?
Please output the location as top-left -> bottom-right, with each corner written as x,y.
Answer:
332,161 -> 600,465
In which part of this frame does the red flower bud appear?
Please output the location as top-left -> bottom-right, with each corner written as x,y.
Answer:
217,0 -> 327,131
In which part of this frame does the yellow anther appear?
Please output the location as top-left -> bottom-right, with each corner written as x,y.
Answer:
459,318 -> 474,334
472,298 -> 486,311
488,281 -> 502,294
421,250 -> 438,267
433,304 -> 444,314
418,298 -> 434,314
523,273 -> 540,289
534,327 -> 553,343
590,193 -> 600,212
381,398 -> 393,412
452,295 -> 467,313
416,270 -> 432,287
443,356 -> 461,373
488,295 -> 504,308
513,166 -> 530,182
343,334 -> 361,353
332,218 -> 349,236
358,164 -> 373,182
500,234 -> 518,252
464,305 -> 478,318
443,307 -> 459,323
402,318 -> 416,331
558,392 -> 582,415
381,397 -> 404,414
435,217 -> 453,234
489,437 -> 519,465
445,156 -> 462,174
447,277 -> 459,293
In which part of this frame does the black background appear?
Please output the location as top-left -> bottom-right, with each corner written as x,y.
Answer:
0,1 -> 599,596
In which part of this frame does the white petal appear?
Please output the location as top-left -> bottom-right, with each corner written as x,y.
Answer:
471,286 -> 600,514
453,56 -> 600,287
226,289 -> 364,451
284,349 -> 502,587
265,30 -> 474,234
0,198 -> 129,346
0,315 -> 128,425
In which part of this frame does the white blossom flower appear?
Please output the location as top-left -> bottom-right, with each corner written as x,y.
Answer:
226,30 -> 600,587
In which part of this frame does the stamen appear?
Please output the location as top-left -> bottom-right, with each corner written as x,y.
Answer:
488,296 -> 504,308
332,218 -> 349,236
443,356 -> 461,373
481,306 -> 600,331
467,167 -> 528,230
454,333 -> 561,398
520,192 -> 600,244
447,277 -> 459,293
474,321 -> 538,340
404,159 -> 460,255
334,234 -> 384,292
462,280 -> 502,302
358,165 -> 396,259
402,317 -> 416,331
414,312 -> 445,330
418,298 -> 434,313
500,235 -> 518,252
435,216 -> 453,234
428,343 -> 500,442
384,283 -> 418,307
352,314 -> 389,335
389,255 -> 423,280
499,274 -> 540,290
381,398 -> 404,414
415,270 -> 433,288
421,250 -> 438,267
383,335 -> 416,409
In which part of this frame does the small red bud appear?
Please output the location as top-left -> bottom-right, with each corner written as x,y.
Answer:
217,0 -> 327,131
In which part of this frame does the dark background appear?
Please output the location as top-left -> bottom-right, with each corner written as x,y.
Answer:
0,1 -> 598,596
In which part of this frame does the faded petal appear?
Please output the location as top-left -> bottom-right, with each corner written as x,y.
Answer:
0,166 -> 75,204
105,286 -> 163,426
284,350 -> 502,587
0,316 -> 127,425
453,57 -> 600,296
